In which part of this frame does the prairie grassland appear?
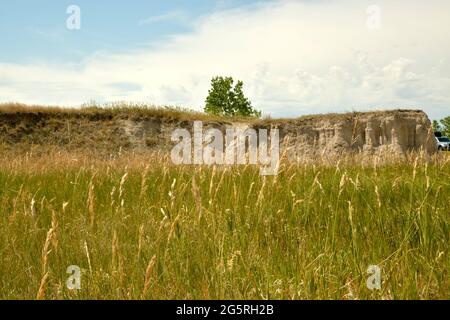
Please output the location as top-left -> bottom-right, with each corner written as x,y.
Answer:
0,148 -> 448,300
0,102 -> 253,123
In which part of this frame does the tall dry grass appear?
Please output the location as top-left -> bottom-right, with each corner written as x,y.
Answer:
0,148 -> 448,299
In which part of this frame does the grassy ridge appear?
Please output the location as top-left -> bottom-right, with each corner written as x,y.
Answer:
0,102 -> 252,122
0,151 -> 449,299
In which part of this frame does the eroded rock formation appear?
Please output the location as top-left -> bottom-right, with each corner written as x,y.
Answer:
0,108 -> 437,158
267,110 -> 437,159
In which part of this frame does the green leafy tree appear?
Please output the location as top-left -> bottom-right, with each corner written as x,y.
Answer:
204,76 -> 233,116
205,76 -> 261,117
439,116 -> 450,137
432,120 -> 442,132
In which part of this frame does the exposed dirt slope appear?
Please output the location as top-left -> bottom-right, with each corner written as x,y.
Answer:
0,104 -> 436,157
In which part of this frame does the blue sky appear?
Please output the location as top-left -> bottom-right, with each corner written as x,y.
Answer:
0,0 -> 264,63
0,0 -> 449,119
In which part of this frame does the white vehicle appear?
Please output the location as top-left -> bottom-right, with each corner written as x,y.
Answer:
435,136 -> 450,151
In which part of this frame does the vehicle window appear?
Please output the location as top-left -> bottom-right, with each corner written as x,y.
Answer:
438,137 -> 450,142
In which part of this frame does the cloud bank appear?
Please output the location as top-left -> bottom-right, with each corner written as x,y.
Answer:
1,0 -> 449,119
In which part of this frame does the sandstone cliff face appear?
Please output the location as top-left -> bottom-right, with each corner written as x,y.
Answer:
267,110 -> 437,159
119,110 -> 437,159
0,108 -> 437,158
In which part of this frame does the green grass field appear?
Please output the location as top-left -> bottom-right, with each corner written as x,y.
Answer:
0,151 -> 448,300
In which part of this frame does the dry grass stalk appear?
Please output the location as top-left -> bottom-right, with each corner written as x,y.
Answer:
227,251 -> 242,272
139,167 -> 149,200
142,255 -> 157,298
167,215 -> 181,245
87,182 -> 95,227
256,177 -> 267,206
30,196 -> 36,217
36,272 -> 49,300
51,211 -> 59,253
119,172 -> 128,199
213,168 -> 227,202
191,176 -> 202,220
137,224 -> 145,260
9,184 -> 24,224
84,241 -> 93,274
112,230 -> 119,268
375,185 -> 382,209
41,227 -> 55,275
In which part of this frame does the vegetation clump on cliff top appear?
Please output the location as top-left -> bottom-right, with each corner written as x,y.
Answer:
0,102 -> 427,123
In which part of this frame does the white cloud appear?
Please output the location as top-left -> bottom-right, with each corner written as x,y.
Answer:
1,0 -> 450,119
